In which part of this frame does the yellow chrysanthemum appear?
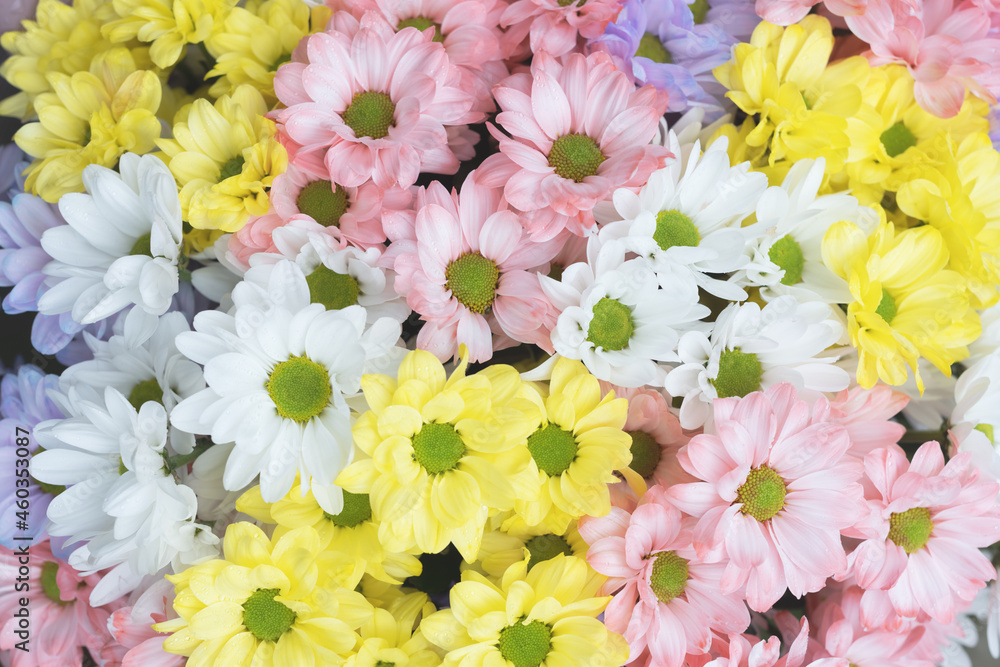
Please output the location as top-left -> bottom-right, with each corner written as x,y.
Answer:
236,478 -> 422,590
335,348 -> 540,562
474,513 -> 588,580
515,357 -> 631,534
154,522 -> 373,666
205,0 -> 330,103
349,600 -> 442,667
823,215 -> 980,391
103,0 -> 238,69
158,84 -> 287,232
13,47 -> 161,202
419,555 -> 628,667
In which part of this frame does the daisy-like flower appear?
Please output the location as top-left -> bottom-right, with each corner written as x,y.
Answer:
608,384 -> 694,486
667,383 -> 866,612
703,616 -> 812,667
36,153 -> 182,335
500,0 -> 624,58
350,600 -> 442,667
950,351 -> 1000,487
13,47 -> 162,202
335,348 -> 539,561
420,555 -> 628,667
170,260 -> 403,514
481,50 -> 669,240
846,442 -> 1000,625
274,11 -> 484,190
475,514 -> 589,579
102,0 -> 236,68
158,85 -> 288,233
31,387 -> 219,606
579,485 -> 750,666
99,578 -> 184,667
828,384 -> 908,460
393,174 -> 561,363
154,522 -> 373,665
666,296 -> 848,430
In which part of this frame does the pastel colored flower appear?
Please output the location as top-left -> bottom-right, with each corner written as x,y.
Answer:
756,0 -> 869,26
274,11 -> 483,190
103,0 -> 237,68
828,384 -> 908,460
475,514 -> 588,580
351,604 -> 442,667
99,578 -> 184,667
500,0 -> 624,58
609,385 -> 694,486
667,383 -> 866,611
949,350 -> 1000,487
481,50 -> 669,240
702,616 -> 812,667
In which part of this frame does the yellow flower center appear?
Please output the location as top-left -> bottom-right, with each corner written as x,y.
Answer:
445,252 -> 499,314
713,348 -> 763,398
40,561 -> 67,605
690,0 -> 710,23
242,588 -> 296,642
653,210 -> 700,250
880,121 -> 917,158
343,91 -> 396,139
266,356 -> 332,423
627,430 -> 662,478
397,16 -> 444,42
219,154 -> 246,181
648,550 -> 689,603
875,288 -> 897,324
129,232 -> 153,257
636,33 -> 672,64
887,507 -> 933,554
297,180 -> 348,228
527,423 -> 578,476
548,134 -> 606,182
735,466 -> 787,522
587,297 -> 634,351
323,491 -> 372,528
768,235 -> 804,286
411,422 -> 466,474
127,378 -> 164,411
524,534 -> 572,570
306,265 -> 360,311
497,619 -> 552,667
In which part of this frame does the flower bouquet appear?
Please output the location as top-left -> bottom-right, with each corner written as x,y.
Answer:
1,0 -> 1000,666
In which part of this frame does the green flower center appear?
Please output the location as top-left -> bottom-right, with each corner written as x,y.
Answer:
127,378 -> 164,410
397,16 -> 444,42
648,550 -> 689,603
975,423 -> 995,444
266,356 -> 332,423
129,232 -> 153,257
627,430 -> 662,478
40,561 -> 67,605
735,466 -> 787,522
548,134 -> 606,182
768,235 -> 804,286
690,0 -> 710,23
524,534 -> 572,570
242,588 -> 296,642
713,348 -> 763,398
587,297 -> 634,352
636,32 -> 671,64
306,264 -> 360,311
297,180 -> 348,228
527,423 -> 578,476
323,491 -> 372,528
875,288 -> 897,324
411,422 -> 466,474
880,121 -> 917,158
888,507 -> 933,554
445,252 -> 499,314
497,619 -> 552,667
653,209 -> 700,251
342,91 -> 396,140
219,154 -> 246,181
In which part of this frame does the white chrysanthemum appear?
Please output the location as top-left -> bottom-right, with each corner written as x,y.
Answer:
58,311 -> 205,454
170,260 -> 405,514
244,223 -> 409,325
30,387 -> 218,606
541,241 -> 708,387
666,296 -> 849,429
37,154 -> 183,329
950,351 -> 1000,487
739,159 -> 880,303
598,133 -> 768,301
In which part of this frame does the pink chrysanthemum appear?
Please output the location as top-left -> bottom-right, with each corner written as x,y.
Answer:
845,0 -> 1000,117
700,616 -> 813,667
756,0 -> 869,26
667,383 -> 866,612
828,385 -> 908,460
390,174 -> 562,362
500,0 -> 624,58
273,11 -> 484,190
0,541 -> 123,665
579,485 -> 750,667
846,442 -> 1000,625
479,50 -> 670,240
99,579 -> 183,667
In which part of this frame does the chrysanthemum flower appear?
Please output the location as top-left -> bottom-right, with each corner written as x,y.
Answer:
846,442 -> 1000,625
482,50 -> 669,240
102,0 -> 236,68
500,0 -> 624,58
14,47 -> 162,202
99,578 -> 184,667
351,603 -> 442,667
158,85 -> 288,233
828,384 -> 908,460
667,383 -> 866,611
579,485 -> 750,666
420,555 -> 628,667
335,348 -> 539,561
274,11 -> 483,190
608,384 -> 694,486
702,616 -> 812,667
155,522 -> 373,665
476,513 -> 588,579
